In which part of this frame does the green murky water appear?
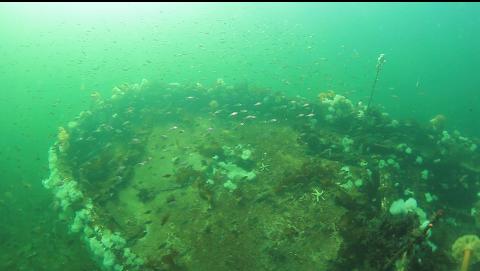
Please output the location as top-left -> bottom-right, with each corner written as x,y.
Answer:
1,3 -> 479,271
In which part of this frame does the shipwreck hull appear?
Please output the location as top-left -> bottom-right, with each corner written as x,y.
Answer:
44,80 -> 480,271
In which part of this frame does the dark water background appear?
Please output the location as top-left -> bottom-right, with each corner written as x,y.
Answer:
0,3 -> 479,270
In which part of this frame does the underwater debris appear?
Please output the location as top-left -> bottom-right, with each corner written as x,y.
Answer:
383,209 -> 443,271
367,53 -> 387,111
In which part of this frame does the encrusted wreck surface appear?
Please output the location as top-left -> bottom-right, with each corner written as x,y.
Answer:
44,79 -> 480,271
